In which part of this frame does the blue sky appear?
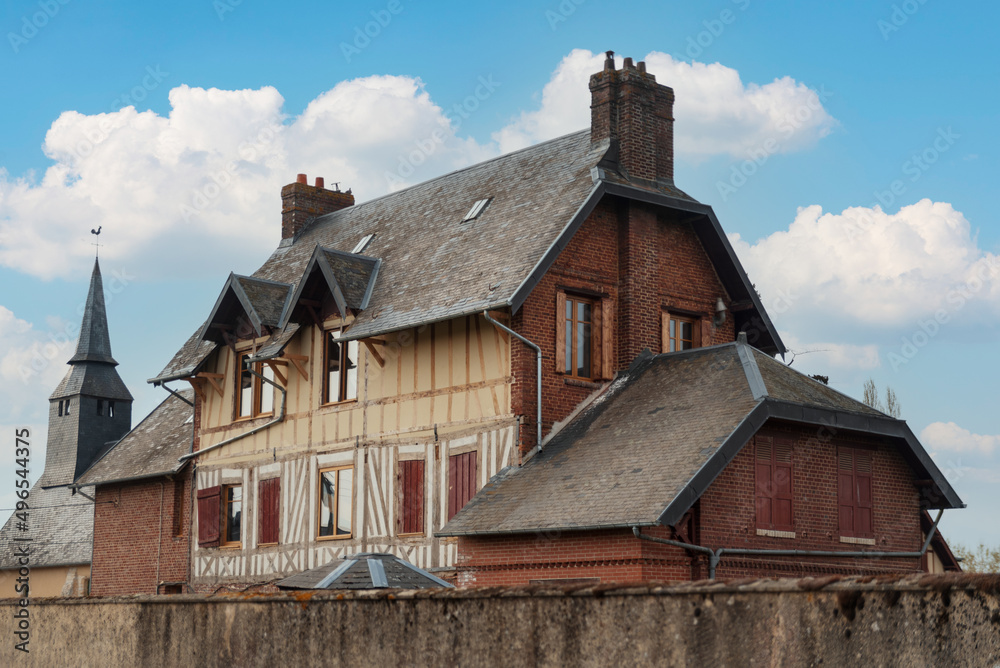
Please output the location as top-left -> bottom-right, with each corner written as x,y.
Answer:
1,0 -> 997,550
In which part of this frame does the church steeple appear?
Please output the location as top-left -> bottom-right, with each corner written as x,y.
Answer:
68,259 -> 118,365
40,257 -> 133,488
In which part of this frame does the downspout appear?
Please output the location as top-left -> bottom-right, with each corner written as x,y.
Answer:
482,311 -> 543,451
178,368 -> 287,463
633,509 -> 943,580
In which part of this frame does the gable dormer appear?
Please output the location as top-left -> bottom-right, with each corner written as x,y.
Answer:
282,245 -> 380,329
199,274 -> 294,345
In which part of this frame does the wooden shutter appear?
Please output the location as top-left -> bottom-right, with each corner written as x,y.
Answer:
601,298 -> 614,379
399,460 -> 425,535
258,477 -> 280,545
838,447 -> 874,537
555,292 -> 566,373
197,486 -> 221,548
661,312 -> 670,353
448,451 -> 478,520
755,436 -> 793,531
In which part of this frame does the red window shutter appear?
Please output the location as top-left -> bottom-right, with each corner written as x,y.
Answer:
773,439 -> 794,530
399,460 -> 425,535
197,486 -> 221,548
600,298 -> 614,379
258,478 -> 280,545
754,437 -> 773,527
448,452 -> 477,520
754,436 -> 794,531
838,447 -> 875,538
855,450 -> 873,537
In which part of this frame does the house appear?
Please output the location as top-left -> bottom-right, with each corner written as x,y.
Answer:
0,259 -> 133,596
89,52 -> 961,592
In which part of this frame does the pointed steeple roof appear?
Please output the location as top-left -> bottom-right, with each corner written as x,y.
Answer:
69,258 -> 117,365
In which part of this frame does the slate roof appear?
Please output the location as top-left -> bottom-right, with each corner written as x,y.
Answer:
0,483 -> 93,569
439,340 -> 964,537
76,390 -> 194,486
50,363 -> 133,402
276,553 -> 453,590
151,130 -> 784,383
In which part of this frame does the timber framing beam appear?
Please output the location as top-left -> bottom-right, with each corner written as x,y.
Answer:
285,354 -> 310,382
363,339 -> 385,367
263,360 -> 288,386
196,372 -> 225,398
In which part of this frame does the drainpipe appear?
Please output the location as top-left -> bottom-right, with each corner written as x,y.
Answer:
482,311 -> 542,450
632,509 -> 943,580
178,367 -> 287,463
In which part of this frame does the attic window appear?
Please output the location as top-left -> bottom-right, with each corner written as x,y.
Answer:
352,233 -> 375,254
462,198 -> 491,222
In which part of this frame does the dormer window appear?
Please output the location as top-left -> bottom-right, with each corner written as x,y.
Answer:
462,198 -> 491,222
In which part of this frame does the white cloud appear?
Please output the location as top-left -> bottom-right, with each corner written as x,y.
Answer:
922,422 -> 999,456
0,76 -> 494,281
731,200 -> 1000,330
493,49 -> 836,157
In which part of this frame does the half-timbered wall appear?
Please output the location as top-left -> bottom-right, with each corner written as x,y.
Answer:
190,314 -> 516,586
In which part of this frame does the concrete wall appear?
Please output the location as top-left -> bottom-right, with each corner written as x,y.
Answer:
1,575 -> 997,666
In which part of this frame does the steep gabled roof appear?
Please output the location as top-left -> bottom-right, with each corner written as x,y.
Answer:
153,129 -> 784,382
439,340 -> 963,537
76,389 -> 194,486
281,246 -> 380,326
70,258 -> 117,365
198,273 -> 293,344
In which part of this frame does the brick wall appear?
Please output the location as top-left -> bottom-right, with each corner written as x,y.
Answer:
511,200 -> 735,451
90,468 -> 193,596
456,423 -> 927,586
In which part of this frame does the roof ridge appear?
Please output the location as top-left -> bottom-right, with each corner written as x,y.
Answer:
736,334 -> 768,401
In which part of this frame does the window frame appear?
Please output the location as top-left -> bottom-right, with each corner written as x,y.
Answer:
663,312 -> 701,353
234,351 -> 276,421
555,291 -> 614,381
322,331 -> 360,406
221,484 -> 243,548
317,465 -> 354,541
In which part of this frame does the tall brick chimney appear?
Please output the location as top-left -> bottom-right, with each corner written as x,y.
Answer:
281,174 -> 355,239
589,51 -> 675,185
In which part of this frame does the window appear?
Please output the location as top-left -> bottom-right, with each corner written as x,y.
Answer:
222,485 -> 242,547
555,292 -> 614,380
97,399 -> 104,416
755,436 -> 794,532
197,486 -> 221,548
58,400 -> 63,417
64,399 -> 71,416
108,401 -> 115,418
462,198 -> 491,222
323,333 -> 359,404
258,477 -> 280,546
838,447 -> 873,539
448,451 -> 477,521
235,352 -> 276,419
398,460 -> 425,535
352,233 -> 375,254
663,313 -> 700,352
318,466 -> 353,539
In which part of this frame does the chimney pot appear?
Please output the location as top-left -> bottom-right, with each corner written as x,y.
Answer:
604,50 -> 615,71
623,57 -> 634,69
637,61 -> 646,74
296,173 -> 307,184
315,177 -> 324,189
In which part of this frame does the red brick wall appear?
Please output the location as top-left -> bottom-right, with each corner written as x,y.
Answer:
698,421 -> 924,578
456,526 -> 693,587
511,199 -> 735,451
90,468 -> 193,596
456,423 -> 926,586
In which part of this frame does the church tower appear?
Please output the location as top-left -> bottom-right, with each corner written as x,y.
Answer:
40,258 -> 133,487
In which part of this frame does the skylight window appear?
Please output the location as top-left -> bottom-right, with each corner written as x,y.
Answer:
462,198 -> 491,222
352,233 -> 375,254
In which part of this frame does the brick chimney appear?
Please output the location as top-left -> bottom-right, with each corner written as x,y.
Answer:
589,51 -> 675,185
281,174 -> 355,239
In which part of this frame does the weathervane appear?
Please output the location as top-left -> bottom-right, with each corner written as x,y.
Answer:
91,225 -> 102,258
